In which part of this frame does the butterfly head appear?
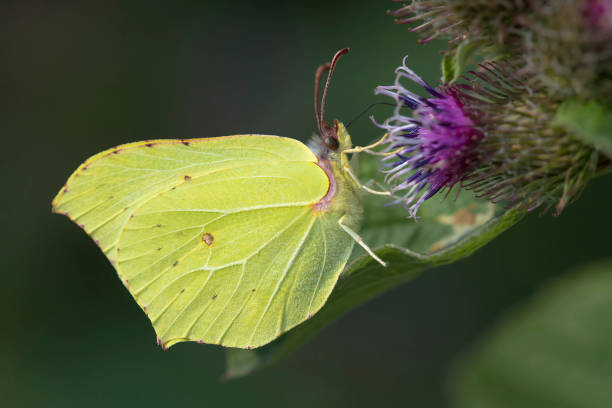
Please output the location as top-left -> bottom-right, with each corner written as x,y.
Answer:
310,119 -> 352,158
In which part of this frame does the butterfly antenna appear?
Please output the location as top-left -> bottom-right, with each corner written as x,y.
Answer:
314,48 -> 350,148
314,62 -> 331,137
346,102 -> 396,128
320,48 -> 349,129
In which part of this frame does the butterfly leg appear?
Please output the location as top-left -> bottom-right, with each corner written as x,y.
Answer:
342,133 -> 389,156
342,164 -> 393,197
338,215 -> 387,267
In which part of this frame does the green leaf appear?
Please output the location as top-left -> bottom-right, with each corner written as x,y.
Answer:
555,99 -> 612,159
224,155 -> 524,379
449,259 -> 612,408
442,39 -> 486,84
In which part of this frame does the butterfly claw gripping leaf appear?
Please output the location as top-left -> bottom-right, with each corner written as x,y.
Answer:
52,49 -> 366,349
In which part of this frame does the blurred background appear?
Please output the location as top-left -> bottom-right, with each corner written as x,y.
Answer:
2,1 -> 611,407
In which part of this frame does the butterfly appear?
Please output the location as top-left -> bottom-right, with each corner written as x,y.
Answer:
52,48 -> 383,350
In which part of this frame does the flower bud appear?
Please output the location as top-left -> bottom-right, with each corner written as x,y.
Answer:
523,0 -> 612,102
389,0 -> 530,50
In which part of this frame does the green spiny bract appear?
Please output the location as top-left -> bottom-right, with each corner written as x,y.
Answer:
461,80 -> 598,215
389,0 -> 532,51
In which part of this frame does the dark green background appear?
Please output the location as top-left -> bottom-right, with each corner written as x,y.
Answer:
3,1 -> 611,407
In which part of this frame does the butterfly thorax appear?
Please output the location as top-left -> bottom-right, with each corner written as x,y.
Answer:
311,122 -> 362,231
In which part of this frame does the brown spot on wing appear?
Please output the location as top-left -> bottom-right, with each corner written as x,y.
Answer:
202,232 -> 214,246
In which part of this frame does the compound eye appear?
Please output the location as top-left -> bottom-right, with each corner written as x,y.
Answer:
324,136 -> 339,151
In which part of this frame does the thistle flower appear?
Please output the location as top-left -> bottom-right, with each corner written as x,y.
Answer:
373,57 -> 598,217
389,0 -> 530,50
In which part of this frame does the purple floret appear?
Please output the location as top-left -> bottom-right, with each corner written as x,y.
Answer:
373,57 -> 483,218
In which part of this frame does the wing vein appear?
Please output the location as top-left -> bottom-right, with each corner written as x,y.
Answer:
119,215 -> 224,249
247,214 -> 317,345
201,262 -> 247,339
163,249 -> 215,337
307,220 -> 327,315
128,229 -> 204,287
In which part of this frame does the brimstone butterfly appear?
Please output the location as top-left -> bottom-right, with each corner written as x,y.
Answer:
52,48 -> 382,349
